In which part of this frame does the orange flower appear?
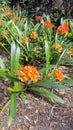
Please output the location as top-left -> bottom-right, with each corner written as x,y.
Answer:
56,23 -> 69,35
0,20 -> 3,25
53,43 -> 62,53
18,66 -> 39,82
0,7 -> 3,11
55,69 -> 64,81
1,30 -> 7,36
30,31 -> 38,39
35,16 -> 42,21
63,23 -> 69,28
66,50 -> 72,55
3,12 -> 12,16
43,21 -> 54,28
14,16 -> 19,21
21,36 -> 29,45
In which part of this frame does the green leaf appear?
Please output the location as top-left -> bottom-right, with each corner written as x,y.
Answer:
7,85 -> 24,92
32,80 -> 70,90
20,92 -> 27,101
28,87 -> 64,103
39,65 -> 55,73
0,100 -> 10,113
11,42 -> 20,77
8,116 -> 13,127
55,49 -> 67,68
33,23 -> 40,31
14,45 -> 20,74
0,58 -> 5,68
14,82 -> 24,90
7,87 -> 16,92
62,79 -> 73,85
7,87 -> 24,92
0,70 -> 10,78
11,42 -> 16,76
45,40 -> 50,77
8,93 -> 16,126
8,82 -> 24,92
24,21 -> 28,36
0,70 -> 19,81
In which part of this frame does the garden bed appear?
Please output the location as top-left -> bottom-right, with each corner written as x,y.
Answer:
0,2 -> 73,129
0,49 -> 73,130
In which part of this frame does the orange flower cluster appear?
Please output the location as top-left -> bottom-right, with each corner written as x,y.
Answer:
66,50 -> 72,55
53,43 -> 62,53
30,31 -> 38,39
55,69 -> 64,81
35,16 -> 42,21
0,7 -> 3,11
18,66 -> 39,82
21,36 -> 29,45
14,16 -> 19,21
43,21 -> 54,28
3,12 -> 12,16
0,20 -> 3,25
56,23 -> 69,35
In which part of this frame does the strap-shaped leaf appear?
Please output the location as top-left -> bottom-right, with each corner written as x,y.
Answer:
32,80 -> 70,90
62,79 -> 73,85
7,82 -> 24,92
28,87 -> 64,103
0,70 -> 19,81
45,40 -> 50,77
39,65 -> 55,73
11,42 -> 20,77
0,58 -> 5,68
8,93 -> 16,126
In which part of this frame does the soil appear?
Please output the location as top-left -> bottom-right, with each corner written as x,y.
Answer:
0,48 -> 73,130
